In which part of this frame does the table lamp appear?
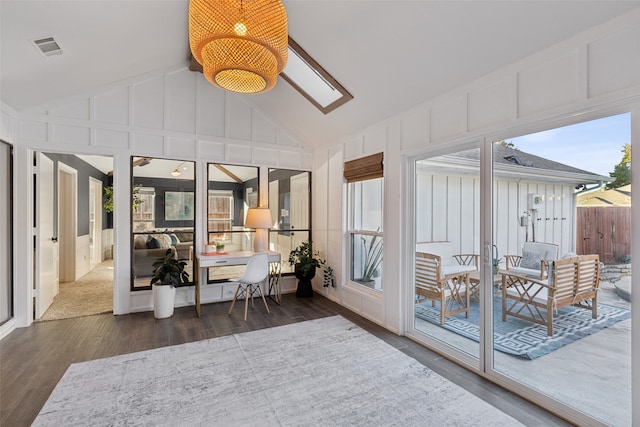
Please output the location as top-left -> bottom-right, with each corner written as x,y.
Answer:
245,207 -> 272,252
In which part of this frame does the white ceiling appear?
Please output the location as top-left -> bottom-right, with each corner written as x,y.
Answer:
2,1 -> 639,149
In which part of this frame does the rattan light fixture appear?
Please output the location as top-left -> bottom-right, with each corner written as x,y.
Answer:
189,0 -> 288,94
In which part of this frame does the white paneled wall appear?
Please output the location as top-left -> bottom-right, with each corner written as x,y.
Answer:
313,9 -> 640,333
6,66 -> 312,323
17,66 -> 310,168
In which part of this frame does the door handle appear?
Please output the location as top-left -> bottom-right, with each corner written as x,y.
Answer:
51,237 -> 58,242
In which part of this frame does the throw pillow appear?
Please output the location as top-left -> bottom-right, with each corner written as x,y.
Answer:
169,233 -> 179,245
146,236 -> 161,249
134,235 -> 148,249
156,234 -> 172,248
520,249 -> 544,269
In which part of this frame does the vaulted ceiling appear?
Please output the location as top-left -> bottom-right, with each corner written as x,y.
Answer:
2,1 -> 639,148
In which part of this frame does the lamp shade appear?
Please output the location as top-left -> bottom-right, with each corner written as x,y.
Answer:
189,0 -> 288,94
245,207 -> 273,229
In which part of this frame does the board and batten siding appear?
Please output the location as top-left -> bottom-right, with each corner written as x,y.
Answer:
416,170 -> 576,262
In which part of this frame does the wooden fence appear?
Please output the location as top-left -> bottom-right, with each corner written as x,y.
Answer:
577,207 -> 631,263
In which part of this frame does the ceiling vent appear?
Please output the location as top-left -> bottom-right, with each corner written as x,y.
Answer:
32,37 -> 63,57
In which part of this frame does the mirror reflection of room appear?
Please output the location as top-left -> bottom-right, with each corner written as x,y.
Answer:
206,163 -> 259,281
268,169 -> 310,274
131,157 -> 195,290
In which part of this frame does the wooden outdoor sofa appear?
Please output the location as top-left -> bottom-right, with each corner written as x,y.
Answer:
501,254 -> 600,336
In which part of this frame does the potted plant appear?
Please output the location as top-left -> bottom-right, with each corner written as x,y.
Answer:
492,244 -> 502,275
103,184 -> 143,213
288,240 -> 325,298
150,248 -> 189,318
355,233 -> 383,284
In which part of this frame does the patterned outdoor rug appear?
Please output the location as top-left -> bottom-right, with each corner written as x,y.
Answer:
33,316 -> 522,426
415,300 -> 630,360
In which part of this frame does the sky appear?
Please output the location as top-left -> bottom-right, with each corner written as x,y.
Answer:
506,113 -> 630,177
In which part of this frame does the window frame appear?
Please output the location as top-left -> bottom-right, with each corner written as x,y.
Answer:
346,175 -> 384,291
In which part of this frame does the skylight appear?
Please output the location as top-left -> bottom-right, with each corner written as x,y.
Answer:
281,38 -> 352,114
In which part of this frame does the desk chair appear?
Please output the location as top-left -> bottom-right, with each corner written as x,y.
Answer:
228,253 -> 270,321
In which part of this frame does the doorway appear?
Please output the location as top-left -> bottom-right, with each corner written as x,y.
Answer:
36,153 -> 114,321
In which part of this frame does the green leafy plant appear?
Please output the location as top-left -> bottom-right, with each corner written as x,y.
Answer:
492,244 -> 502,273
359,233 -> 383,282
288,240 -> 325,277
150,249 -> 190,287
103,185 -> 143,213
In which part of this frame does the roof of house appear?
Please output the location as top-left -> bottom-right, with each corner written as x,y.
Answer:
577,184 -> 631,206
424,144 -> 610,184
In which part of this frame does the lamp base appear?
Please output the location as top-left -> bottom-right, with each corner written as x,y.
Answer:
253,229 -> 266,252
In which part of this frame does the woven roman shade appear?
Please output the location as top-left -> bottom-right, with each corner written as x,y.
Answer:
344,152 -> 384,183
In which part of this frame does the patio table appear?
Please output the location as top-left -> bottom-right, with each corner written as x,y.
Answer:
467,270 -> 504,300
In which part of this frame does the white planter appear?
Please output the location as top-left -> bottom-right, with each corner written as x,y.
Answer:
153,284 -> 176,319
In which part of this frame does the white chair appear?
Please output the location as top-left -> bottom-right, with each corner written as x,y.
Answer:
228,253 -> 270,321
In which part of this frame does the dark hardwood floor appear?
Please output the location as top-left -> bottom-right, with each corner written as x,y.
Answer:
1,293 -> 570,426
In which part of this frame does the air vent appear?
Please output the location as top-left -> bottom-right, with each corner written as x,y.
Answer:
32,37 -> 63,57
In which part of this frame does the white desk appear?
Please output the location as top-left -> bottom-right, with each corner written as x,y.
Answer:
194,250 -> 281,317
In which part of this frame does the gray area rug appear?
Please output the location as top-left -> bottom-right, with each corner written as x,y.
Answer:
34,316 -> 522,426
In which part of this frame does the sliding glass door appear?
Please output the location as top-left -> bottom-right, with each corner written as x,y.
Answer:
490,114 -> 632,425
411,142 -> 482,361
408,112 -> 632,425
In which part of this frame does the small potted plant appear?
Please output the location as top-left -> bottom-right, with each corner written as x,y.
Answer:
150,248 -> 189,318
216,242 -> 225,253
356,233 -> 383,284
288,240 -> 325,298
492,244 -> 502,275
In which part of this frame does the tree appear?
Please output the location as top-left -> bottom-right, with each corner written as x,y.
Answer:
607,143 -> 631,189
495,140 -> 516,149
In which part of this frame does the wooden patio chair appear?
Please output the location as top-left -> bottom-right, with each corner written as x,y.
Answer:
501,254 -> 600,336
415,252 -> 470,325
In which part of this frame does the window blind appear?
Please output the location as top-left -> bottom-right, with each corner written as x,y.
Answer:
343,152 -> 383,183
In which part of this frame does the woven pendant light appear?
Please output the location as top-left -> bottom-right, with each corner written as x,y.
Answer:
189,0 -> 288,94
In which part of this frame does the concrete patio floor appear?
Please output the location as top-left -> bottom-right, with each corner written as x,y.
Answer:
414,277 -> 632,426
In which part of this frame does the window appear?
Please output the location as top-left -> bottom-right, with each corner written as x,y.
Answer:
268,169 -> 311,274
208,190 -> 233,240
281,38 -> 353,114
132,187 -> 155,229
345,153 -> 384,291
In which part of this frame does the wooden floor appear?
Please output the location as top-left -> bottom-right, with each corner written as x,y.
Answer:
1,293 -> 570,426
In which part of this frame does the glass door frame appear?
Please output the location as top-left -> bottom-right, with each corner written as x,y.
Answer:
403,103 -> 638,426
404,139 -> 487,372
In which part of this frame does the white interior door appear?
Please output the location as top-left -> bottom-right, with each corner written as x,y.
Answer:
36,153 -> 58,319
89,178 -> 102,269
